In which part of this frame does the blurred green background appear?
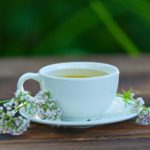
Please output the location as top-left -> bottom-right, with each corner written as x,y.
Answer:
1,0 -> 150,57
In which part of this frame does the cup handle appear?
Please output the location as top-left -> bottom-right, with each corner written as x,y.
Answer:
17,73 -> 41,92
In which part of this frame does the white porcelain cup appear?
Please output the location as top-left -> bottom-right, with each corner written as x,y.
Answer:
17,62 -> 119,121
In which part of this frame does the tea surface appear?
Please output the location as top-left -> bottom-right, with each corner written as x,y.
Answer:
49,68 -> 108,78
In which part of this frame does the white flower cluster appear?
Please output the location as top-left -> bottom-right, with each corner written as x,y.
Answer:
24,91 -> 62,120
118,90 -> 150,126
130,97 -> 145,113
136,108 -> 150,125
0,98 -> 30,135
0,90 -> 62,135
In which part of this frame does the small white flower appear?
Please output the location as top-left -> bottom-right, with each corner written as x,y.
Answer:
131,93 -> 135,98
15,119 -> 20,126
15,90 -> 24,97
7,111 -> 15,117
35,98 -> 44,104
1,113 -> 5,118
26,95 -> 34,102
44,95 -> 49,100
6,106 -> 12,111
0,107 -> 3,111
24,91 -> 30,95
7,101 -> 13,107
20,95 -> 28,101
18,116 -> 23,120
3,103 -> 7,107
136,97 -> 145,106
49,103 -> 55,107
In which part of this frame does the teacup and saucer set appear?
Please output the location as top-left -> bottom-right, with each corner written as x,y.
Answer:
18,62 -> 139,128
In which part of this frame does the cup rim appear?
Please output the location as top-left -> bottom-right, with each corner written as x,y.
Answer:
39,62 -> 119,80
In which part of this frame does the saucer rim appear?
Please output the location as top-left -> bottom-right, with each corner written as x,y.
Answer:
20,96 -> 139,127
20,111 -> 138,127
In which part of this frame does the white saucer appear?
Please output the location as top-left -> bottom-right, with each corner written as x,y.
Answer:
20,96 -> 139,128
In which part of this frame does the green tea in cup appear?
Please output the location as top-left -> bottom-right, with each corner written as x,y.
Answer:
49,68 -> 108,78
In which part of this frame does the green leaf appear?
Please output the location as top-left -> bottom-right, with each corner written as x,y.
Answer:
90,0 -> 141,56
117,0 -> 150,26
117,89 -> 134,104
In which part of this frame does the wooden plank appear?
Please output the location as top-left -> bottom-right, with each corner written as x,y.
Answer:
0,140 -> 149,150
0,55 -> 150,78
0,120 -> 150,142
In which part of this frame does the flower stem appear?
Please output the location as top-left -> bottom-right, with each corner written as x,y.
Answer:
15,101 -> 27,113
0,100 -> 10,103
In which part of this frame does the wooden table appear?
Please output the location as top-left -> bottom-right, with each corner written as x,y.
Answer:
0,56 -> 150,150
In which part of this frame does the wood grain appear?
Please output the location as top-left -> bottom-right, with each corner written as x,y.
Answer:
0,55 -> 150,150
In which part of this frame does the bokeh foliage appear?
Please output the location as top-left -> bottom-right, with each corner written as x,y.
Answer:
1,0 -> 150,56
